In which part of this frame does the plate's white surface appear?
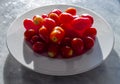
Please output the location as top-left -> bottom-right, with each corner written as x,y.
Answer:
7,4 -> 114,76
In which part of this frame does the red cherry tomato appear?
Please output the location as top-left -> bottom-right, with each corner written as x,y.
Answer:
42,14 -> 48,18
51,9 -> 62,16
31,35 -> 43,44
71,38 -> 84,55
65,7 -> 77,15
83,28 -> 97,39
61,46 -> 73,58
43,18 -> 56,32
50,26 -> 65,44
48,44 -> 59,58
72,17 -> 92,30
80,14 -> 94,25
32,41 -> 45,53
61,37 -> 71,46
83,36 -> 94,50
24,29 -> 36,41
48,13 -> 60,26
39,26 -> 49,43
61,24 -> 81,38
59,12 -> 74,24
23,18 -> 34,30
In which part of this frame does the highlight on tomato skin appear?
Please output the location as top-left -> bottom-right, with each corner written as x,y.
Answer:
71,38 -> 84,55
41,14 -> 48,18
83,36 -> 95,50
48,44 -> 59,58
61,45 -> 74,58
50,9 -> 62,16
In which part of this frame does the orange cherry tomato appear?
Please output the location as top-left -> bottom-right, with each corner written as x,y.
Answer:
48,13 -> 60,26
39,26 -> 49,43
65,7 -> 77,15
50,26 -> 65,44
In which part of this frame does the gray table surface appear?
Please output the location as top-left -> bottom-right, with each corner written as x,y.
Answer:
0,0 -> 120,84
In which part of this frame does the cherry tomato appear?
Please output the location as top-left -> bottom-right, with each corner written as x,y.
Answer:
23,18 -> 34,30
24,29 -> 36,41
80,14 -> 94,25
65,7 -> 77,15
83,28 -> 97,39
39,26 -> 49,43
59,12 -> 74,24
42,14 -> 48,18
31,35 -> 43,44
51,9 -> 62,16
50,26 -> 65,44
61,37 -> 71,46
61,46 -> 73,58
72,17 -> 92,31
83,36 -> 94,50
48,13 -> 60,26
71,38 -> 84,55
43,18 -> 56,32
33,15 -> 43,25
48,44 -> 59,58
32,41 -> 45,53
61,24 -> 81,38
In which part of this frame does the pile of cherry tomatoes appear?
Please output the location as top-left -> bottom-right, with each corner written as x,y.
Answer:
23,7 -> 97,58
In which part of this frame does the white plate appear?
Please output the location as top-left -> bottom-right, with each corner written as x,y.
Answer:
7,4 -> 114,76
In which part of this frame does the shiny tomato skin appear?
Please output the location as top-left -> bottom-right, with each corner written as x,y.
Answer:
61,46 -> 73,58
83,28 -> 97,39
50,29 -> 65,44
71,38 -> 84,55
48,13 -> 60,26
61,24 -> 81,38
80,14 -> 94,25
39,26 -> 49,43
43,18 -> 56,32
23,18 -> 34,30
24,29 -> 36,41
65,7 -> 77,15
59,12 -> 74,24
32,41 -> 45,53
51,9 -> 62,16
48,44 -> 59,58
72,17 -> 92,30
33,15 -> 43,25
31,35 -> 42,44
41,14 -> 48,18
83,36 -> 94,50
